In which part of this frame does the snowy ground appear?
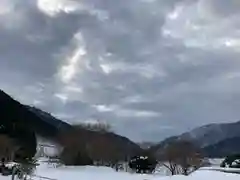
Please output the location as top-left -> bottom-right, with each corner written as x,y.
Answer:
33,166 -> 240,180
1,159 -> 239,180
32,160 -> 240,180
209,158 -> 224,167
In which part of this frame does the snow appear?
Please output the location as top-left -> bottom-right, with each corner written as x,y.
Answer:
0,176 -> 9,180
189,170 -> 240,180
34,167 -> 240,180
0,160 -> 239,180
35,165 -> 157,180
209,158 -> 224,166
200,167 -> 240,174
31,161 -> 240,180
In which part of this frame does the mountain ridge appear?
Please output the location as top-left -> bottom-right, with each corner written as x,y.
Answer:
0,89 -> 143,160
149,120 -> 240,157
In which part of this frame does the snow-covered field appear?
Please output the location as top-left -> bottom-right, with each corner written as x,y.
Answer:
29,160 -> 240,180
33,165 -> 240,180
32,145 -> 230,179
1,159 -> 239,180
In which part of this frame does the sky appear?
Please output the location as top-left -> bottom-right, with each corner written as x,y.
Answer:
1,0 -> 240,142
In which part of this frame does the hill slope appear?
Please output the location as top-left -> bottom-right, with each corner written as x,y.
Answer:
0,89 -> 71,139
203,137 -> 240,158
0,89 -> 143,160
149,121 -> 240,157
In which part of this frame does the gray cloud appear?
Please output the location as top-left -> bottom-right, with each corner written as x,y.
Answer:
1,0 -> 240,142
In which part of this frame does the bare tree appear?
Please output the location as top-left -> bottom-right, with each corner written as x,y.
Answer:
157,140 -> 204,175
73,120 -> 112,133
156,143 -> 178,175
177,141 -> 205,175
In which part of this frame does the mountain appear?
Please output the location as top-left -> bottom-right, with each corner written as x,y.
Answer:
203,137 -> 240,158
149,121 -> 240,158
0,89 -> 72,139
0,89 -> 73,159
26,105 -> 143,159
0,89 -> 143,161
26,105 -> 72,133
180,121 -> 240,147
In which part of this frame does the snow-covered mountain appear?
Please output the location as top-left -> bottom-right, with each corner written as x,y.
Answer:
180,121 -> 240,147
150,120 -> 240,157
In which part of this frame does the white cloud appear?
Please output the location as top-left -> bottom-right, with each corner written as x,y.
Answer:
58,32 -> 87,84
100,63 -> 113,74
54,93 -> 68,103
37,0 -> 84,16
134,111 -> 160,118
65,85 -> 83,93
167,5 -> 183,20
59,47 -> 85,83
94,104 -> 115,112
163,0 -> 240,51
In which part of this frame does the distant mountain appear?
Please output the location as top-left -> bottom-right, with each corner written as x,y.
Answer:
149,121 -> 240,158
180,121 -> 240,147
203,137 -> 240,158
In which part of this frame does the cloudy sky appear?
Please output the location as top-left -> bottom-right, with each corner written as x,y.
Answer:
1,0 -> 240,142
